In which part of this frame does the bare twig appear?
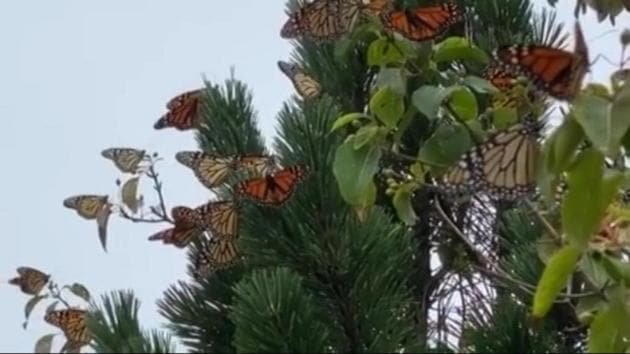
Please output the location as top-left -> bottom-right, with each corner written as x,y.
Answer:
48,282 -> 72,309
118,207 -> 168,224
145,162 -> 173,224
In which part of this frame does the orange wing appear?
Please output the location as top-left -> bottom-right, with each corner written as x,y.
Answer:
237,164 -> 309,205
381,1 -> 463,42
166,88 -> 203,110
148,206 -> 204,248
154,96 -> 200,130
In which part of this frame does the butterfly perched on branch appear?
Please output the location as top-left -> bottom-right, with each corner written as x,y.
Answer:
101,148 -> 146,174
9,267 -> 50,296
44,309 -> 91,348
236,164 -> 309,205
191,237 -> 240,280
280,0 -> 364,42
154,88 -> 204,131
492,22 -> 589,100
148,206 -> 205,248
380,1 -> 464,42
195,200 -> 240,241
277,61 -> 322,100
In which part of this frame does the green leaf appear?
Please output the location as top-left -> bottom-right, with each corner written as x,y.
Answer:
70,283 -> 91,302
579,254 -> 613,289
333,139 -> 381,208
588,286 -> 628,353
433,36 -> 489,64
45,301 -> 59,315
367,38 -> 405,66
543,115 -> 585,174
596,253 -> 630,285
492,107 -> 518,128
24,295 -> 48,322
331,112 -> 368,133
609,84 -> 630,154
353,126 -> 387,150
448,86 -> 477,121
376,68 -> 406,96
392,183 -> 418,225
575,294 -> 606,324
412,85 -> 456,120
532,245 -> 581,319
462,75 -> 498,94
34,334 -> 56,354
572,94 -> 611,155
418,123 -> 473,167
370,87 -> 404,128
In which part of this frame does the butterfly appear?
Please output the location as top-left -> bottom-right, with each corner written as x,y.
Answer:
101,147 -> 146,174
165,88 -> 204,111
483,62 -> 542,110
361,0 -> 393,16
192,237 -> 240,280
237,164 -> 309,205
277,61 -> 322,100
63,195 -> 110,220
439,114 -> 542,201
195,201 -> 240,240
148,206 -> 204,248
9,267 -> 50,296
280,0 -> 363,42
154,91 -> 202,130
380,1 -> 464,42
44,309 -> 91,346
492,22 -> 589,100
176,151 -> 276,189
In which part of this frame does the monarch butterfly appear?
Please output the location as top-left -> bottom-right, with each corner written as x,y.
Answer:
44,309 -> 91,346
278,60 -> 322,100
439,114 -> 542,201
154,93 -> 201,130
483,62 -> 542,110
361,0 -> 393,16
492,22 -> 589,100
195,200 -> 240,240
237,155 -> 278,176
101,147 -> 146,174
165,88 -> 204,111
148,206 -> 204,248
9,267 -> 50,296
381,1 -> 464,42
237,164 -> 309,205
192,237 -> 240,280
280,0 -> 362,42
63,195 -> 110,220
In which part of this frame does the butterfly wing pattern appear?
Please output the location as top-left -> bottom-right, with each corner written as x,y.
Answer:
195,200 -> 240,240
280,0 -> 362,42
237,164 -> 309,205
9,266 -> 50,296
63,195 -> 110,220
176,151 -> 237,189
101,147 -> 146,174
44,309 -> 91,347
381,1 -> 463,42
277,60 -> 322,100
155,89 -> 204,131
192,237 -> 240,280
148,206 -> 204,248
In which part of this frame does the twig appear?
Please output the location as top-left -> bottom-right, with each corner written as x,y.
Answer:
145,163 -> 173,224
118,207 -> 168,224
526,200 -> 561,243
48,282 -> 72,309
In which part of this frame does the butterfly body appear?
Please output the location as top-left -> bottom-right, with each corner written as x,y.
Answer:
277,61 -> 322,100
44,309 -> 91,346
9,266 -> 50,296
381,1 -> 463,42
237,164 -> 309,205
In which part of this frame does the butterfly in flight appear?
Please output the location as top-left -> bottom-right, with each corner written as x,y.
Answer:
44,309 -> 92,347
101,147 -> 146,174
63,195 -> 110,220
195,200 -> 240,240
9,266 -> 50,296
148,206 -> 204,248
191,237 -> 240,280
492,22 -> 589,100
154,89 -> 204,131
237,164 -> 309,205
281,0 -> 363,42
277,61 -> 322,100
438,114 -> 542,202
380,1 -> 464,42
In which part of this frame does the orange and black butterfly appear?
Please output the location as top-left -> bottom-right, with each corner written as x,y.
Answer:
195,200 -> 240,240
192,237 -> 240,280
9,267 -> 50,296
63,195 -> 110,220
381,1 -> 463,42
492,22 -> 589,100
277,61 -> 322,100
361,0 -> 393,16
483,62 -> 542,110
237,154 -> 278,176
101,147 -> 146,174
281,0 -> 362,42
148,206 -> 204,248
236,164 -> 309,205
154,89 -> 203,130
44,309 -> 91,346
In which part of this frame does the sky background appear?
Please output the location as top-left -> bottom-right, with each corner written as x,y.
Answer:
0,1 -> 628,352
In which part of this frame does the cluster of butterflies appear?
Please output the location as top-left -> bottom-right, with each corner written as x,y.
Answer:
9,267 -> 91,352
63,147 -> 149,251
148,150 -> 309,279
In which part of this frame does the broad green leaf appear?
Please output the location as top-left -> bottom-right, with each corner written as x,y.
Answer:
543,115 -> 585,174
24,295 -> 47,322
448,86 -> 477,121
535,234 -> 561,265
333,139 -> 381,208
579,254 -> 613,289
331,113 -> 368,132
532,245 -> 581,318
418,123 -> 472,167
45,301 -> 59,315
433,36 -> 489,64
121,176 -> 140,214
412,85 -> 456,120
370,87 -> 404,128
492,107 -> 518,129
34,334 -> 55,354
69,283 -> 91,302
353,126 -> 382,150
588,286 -> 627,353
572,94 -> 611,155
392,183 -> 418,225
609,84 -> 630,154
376,68 -> 406,96
575,294 -> 606,324
462,75 -> 498,94
367,38 -> 405,66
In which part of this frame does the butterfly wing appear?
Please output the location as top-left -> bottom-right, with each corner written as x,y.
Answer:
281,0 -> 360,42
196,201 -> 239,240
382,1 -> 463,42
176,151 -> 235,189
101,148 -> 145,174
361,0 -> 393,16
166,88 -> 203,110
237,165 -> 308,205
63,195 -> 109,220
277,61 -> 322,100
192,238 -> 239,280
154,96 -> 200,130
44,309 -> 91,345
237,155 -> 277,176
148,227 -> 202,248
10,267 -> 50,296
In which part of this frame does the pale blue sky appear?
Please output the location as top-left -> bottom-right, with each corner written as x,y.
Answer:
0,1 -> 627,352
